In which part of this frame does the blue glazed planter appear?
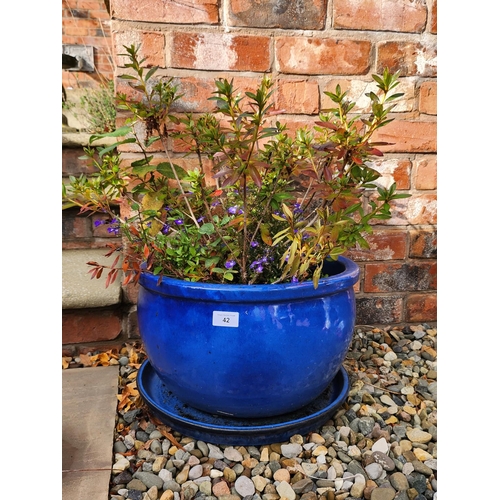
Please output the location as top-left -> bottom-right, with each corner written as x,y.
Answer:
137,256 -> 359,418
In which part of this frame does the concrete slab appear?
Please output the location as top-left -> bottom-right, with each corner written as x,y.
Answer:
62,249 -> 122,309
62,366 -> 119,500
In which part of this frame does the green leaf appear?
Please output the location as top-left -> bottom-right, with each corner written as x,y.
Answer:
132,163 -> 157,176
131,156 -> 154,167
199,223 -> 215,235
119,74 -> 138,81
204,257 -> 220,268
145,66 -> 158,81
146,136 -> 161,147
97,138 -> 136,157
156,162 -> 188,179
89,126 -> 132,144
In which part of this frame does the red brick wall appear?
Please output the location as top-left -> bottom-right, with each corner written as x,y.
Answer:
107,0 -> 437,326
62,0 -> 114,89
63,0 -> 437,332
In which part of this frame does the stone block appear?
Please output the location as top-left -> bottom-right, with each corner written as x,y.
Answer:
62,249 -> 122,309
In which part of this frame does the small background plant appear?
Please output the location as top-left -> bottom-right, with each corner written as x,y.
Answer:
62,80 -> 116,134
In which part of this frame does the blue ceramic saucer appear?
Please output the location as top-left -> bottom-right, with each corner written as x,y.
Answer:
137,359 -> 350,445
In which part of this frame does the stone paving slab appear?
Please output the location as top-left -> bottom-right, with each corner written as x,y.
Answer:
62,365 -> 119,500
62,249 -> 122,309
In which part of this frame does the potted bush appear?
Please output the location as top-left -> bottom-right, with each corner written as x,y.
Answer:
63,45 -> 409,442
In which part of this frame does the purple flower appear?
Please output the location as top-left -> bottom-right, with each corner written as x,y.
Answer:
174,219 -> 184,225
250,259 -> 264,273
291,275 -> 298,283
225,260 -> 236,269
197,216 -> 205,223
250,240 -> 259,248
161,224 -> 171,234
228,205 -> 239,215
94,220 -> 104,227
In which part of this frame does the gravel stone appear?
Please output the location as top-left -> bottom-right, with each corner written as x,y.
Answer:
92,326 -> 438,500
235,475 -> 256,497
281,443 -> 302,458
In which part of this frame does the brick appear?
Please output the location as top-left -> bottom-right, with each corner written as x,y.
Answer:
430,0 -> 437,34
276,37 -> 371,75
91,27 -> 109,38
370,158 -> 411,190
114,31 -> 166,67
174,75 -> 265,114
70,18 -> 101,28
228,0 -> 327,29
79,1 -> 102,9
419,81 -> 437,115
322,78 -> 415,113
111,0 -> 218,24
171,32 -> 271,72
364,261 -> 436,292
68,9 -> 89,19
114,77 -> 145,106
367,192 -> 435,227
172,76 -> 220,113
64,26 -> 89,36
90,9 -> 112,20
274,116 -> 316,140
413,156 -> 437,190
346,230 -> 407,262
333,0 -> 427,33
378,41 -> 437,77
62,308 -> 122,344
275,79 -> 320,114
406,293 -> 437,323
405,193 -> 437,225
355,295 -> 404,325
62,148 -> 97,176
124,306 -> 140,339
122,282 -> 139,305
373,120 -> 437,153
63,208 -> 94,239
409,230 -> 437,259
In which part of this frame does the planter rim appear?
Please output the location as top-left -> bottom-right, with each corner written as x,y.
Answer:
138,255 -> 359,303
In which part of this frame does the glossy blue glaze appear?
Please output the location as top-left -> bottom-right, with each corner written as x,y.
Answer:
137,256 -> 359,418
137,360 -> 350,445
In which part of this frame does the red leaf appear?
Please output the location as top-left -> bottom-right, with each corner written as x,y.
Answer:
366,147 -> 383,156
314,121 -> 338,130
323,165 -> 332,181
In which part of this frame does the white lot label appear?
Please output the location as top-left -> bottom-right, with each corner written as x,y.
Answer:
212,311 -> 239,328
